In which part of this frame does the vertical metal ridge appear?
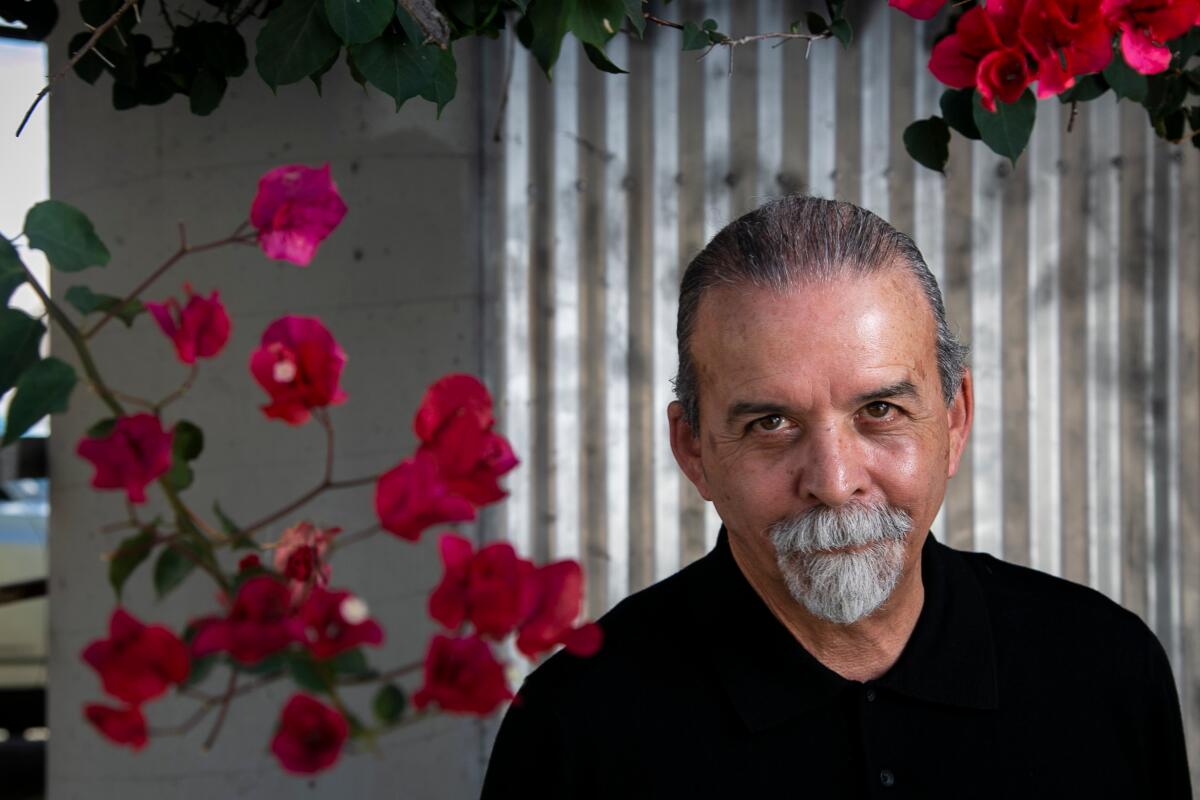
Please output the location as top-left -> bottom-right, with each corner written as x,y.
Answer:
1144,134 -> 1164,635
530,67 -> 555,564
807,36 -> 837,199
859,4 -> 890,218
1028,100 -> 1062,576
1160,141 -> 1182,673
1001,155 -> 1030,567
1085,98 -> 1122,601
603,35 -> 631,612
887,15 -> 915,236
780,0 -> 810,195
651,24 -> 682,582
969,142 -> 1005,557
756,0 -> 784,203
501,42 -> 533,559
834,34 -> 861,203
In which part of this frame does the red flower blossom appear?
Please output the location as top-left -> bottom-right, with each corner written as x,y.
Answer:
76,414 -> 174,504
412,634 -> 513,715
82,608 -> 190,705
1020,0 -> 1114,96
237,553 -> 263,573
516,561 -> 603,660
273,522 -> 338,602
429,534 -> 537,639
190,576 -> 305,665
413,374 -> 496,442
249,315 -> 348,425
270,694 -> 348,774
929,0 -> 1034,110
889,0 -> 948,20
145,284 -> 231,365
250,164 -> 348,266
374,451 -> 477,541
297,587 -> 384,660
85,703 -> 148,750
1103,0 -> 1199,74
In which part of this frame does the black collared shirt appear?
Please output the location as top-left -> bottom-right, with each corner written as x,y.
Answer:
482,530 -> 1191,798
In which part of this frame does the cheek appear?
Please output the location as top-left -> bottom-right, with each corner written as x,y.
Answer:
865,435 -> 945,503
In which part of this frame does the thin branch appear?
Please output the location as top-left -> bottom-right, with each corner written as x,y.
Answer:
641,11 -> 832,66
337,659 -> 423,686
153,671 -> 283,737
1167,127 -> 1200,145
16,0 -> 141,137
155,363 -> 199,411
328,523 -> 381,554
202,668 -> 239,750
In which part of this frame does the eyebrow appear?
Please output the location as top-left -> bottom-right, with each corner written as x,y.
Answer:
852,380 -> 919,406
724,380 -> 920,427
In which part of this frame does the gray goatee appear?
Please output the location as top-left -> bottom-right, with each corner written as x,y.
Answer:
767,503 -> 913,625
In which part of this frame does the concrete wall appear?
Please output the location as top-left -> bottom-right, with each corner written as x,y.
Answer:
45,18 -> 493,799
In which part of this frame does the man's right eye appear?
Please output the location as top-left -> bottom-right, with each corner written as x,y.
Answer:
752,414 -> 787,432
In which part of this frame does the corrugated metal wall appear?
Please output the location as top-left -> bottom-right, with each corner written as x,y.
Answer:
480,1 -> 1200,784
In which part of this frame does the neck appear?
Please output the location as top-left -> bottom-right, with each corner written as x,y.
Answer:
728,533 -> 926,683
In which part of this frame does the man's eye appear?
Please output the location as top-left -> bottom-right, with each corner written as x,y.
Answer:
862,402 -> 894,420
753,415 -> 788,432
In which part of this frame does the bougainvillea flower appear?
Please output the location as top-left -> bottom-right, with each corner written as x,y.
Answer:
84,703 -> 148,750
374,451 -> 477,541
413,374 -> 496,443
273,521 -> 338,602
1102,0 -> 1200,74
929,1 -> 1033,110
270,693 -> 348,774
420,413 -> 518,506
250,164 -> 348,266
297,587 -> 384,660
81,608 -> 190,705
189,576 -> 305,665
249,315 -> 348,425
889,0 -> 948,20
429,534 -> 538,639
516,561 -> 604,660
1020,0 -> 1114,96
412,634 -> 513,715
76,414 -> 174,504
145,284 -> 231,365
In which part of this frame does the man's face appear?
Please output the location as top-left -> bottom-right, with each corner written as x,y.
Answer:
668,267 -> 973,622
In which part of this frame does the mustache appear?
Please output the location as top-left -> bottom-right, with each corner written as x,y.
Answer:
768,502 -> 913,555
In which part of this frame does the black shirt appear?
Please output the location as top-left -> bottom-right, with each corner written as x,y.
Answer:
482,529 -> 1191,798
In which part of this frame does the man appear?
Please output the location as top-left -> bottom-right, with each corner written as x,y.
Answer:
481,197 -> 1191,798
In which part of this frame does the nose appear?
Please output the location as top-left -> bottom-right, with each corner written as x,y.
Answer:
797,424 -> 866,507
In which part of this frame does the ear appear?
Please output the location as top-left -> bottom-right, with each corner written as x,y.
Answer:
668,401 -> 712,501
946,367 -> 974,478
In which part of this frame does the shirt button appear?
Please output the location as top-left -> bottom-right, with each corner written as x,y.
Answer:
865,687 -> 877,702
880,769 -> 895,788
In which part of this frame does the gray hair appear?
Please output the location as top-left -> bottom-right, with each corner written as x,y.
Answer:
674,195 -> 969,432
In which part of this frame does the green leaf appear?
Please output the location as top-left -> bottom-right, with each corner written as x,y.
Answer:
565,0 -> 625,49
621,0 -> 644,37
23,200 -> 110,273
524,0 -> 570,73
330,647 -> 374,677
903,116 -> 951,174
1159,107 -> 1186,140
972,89 -> 1036,165
1171,28 -> 1200,67
805,12 -> 828,36
242,652 -> 287,675
286,651 -> 331,692
180,654 -> 217,688
0,237 -> 27,305
583,42 -> 626,74
0,308 -> 46,398
189,68 -> 228,116
87,417 -> 117,438
1104,56 -> 1148,103
372,683 -> 406,724
195,22 -> 248,77
681,20 -> 709,50
173,419 -> 204,461
69,32 -> 106,84
153,543 -> 197,599
350,25 -> 457,113
255,0 -> 342,90
213,501 -> 243,536
165,459 -> 194,491
829,18 -> 852,48
109,528 -> 156,599
64,285 -> 145,327
825,0 -> 846,19
325,0 -> 393,44
939,87 -> 980,140
4,357 -> 77,445
1058,74 -> 1108,103
309,46 -> 341,94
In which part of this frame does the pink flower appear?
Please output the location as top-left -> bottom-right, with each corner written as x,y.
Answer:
374,451 -> 477,541
249,315 -> 348,424
428,534 -> 537,639
85,703 -> 148,750
297,587 -> 384,660
190,576 -> 305,665
250,164 -> 347,266
929,0 -> 1034,111
413,374 -> 496,442
889,0 -> 948,20
270,694 -> 348,774
412,634 -> 513,716
76,414 -> 174,504
1103,0 -> 1199,74
516,561 -> 603,660
273,522 -> 338,602
145,284 -> 231,365
82,608 -> 190,705
1019,0 -> 1114,97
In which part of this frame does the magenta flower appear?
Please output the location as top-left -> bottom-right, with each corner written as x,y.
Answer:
297,586 -> 384,661
374,451 -> 477,542
250,164 -> 347,266
76,414 -> 174,504
249,315 -> 348,425
145,283 -> 231,365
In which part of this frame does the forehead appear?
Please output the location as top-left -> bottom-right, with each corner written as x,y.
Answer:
689,268 -> 939,405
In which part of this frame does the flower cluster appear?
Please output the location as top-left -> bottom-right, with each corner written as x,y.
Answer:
891,0 -> 1200,108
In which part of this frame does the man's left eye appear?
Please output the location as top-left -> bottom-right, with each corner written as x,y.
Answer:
862,402 -> 894,420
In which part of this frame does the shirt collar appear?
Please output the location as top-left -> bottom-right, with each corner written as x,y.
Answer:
684,527 -> 999,733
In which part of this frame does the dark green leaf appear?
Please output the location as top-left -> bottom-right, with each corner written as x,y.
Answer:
583,42 -> 626,73
79,0 -> 140,33
195,22 -> 248,77
1160,107 -> 1186,140
372,683 -> 406,724
23,200 -> 110,272
213,501 -> 242,536
829,18 -> 851,48
1145,74 -> 1188,116
173,419 -> 204,461
309,45 -> 340,93
0,308 -> 46,398
325,0 -> 393,44
1104,56 -> 1148,103
1171,28 -> 1200,67
108,528 -> 156,599
180,654 -> 217,688
903,116 -> 951,174
1188,106 -> 1200,132
165,460 -> 193,491
329,647 -> 373,677
0,237 -> 27,305
350,25 -> 457,113
255,0 -> 342,89
972,89 -> 1036,164
189,68 -> 227,115
565,0 -> 625,49
825,0 -> 846,19
286,651 -> 331,692
153,543 -> 197,599
524,0 -> 569,73
242,652 -> 287,675
86,417 -> 116,437
680,20 -> 709,50
621,0 -> 643,37
1058,74 -> 1108,103
4,357 -> 77,445
63,286 -> 144,326
1186,68 -> 1200,93
805,12 -> 828,36
69,32 -> 105,84
939,87 -> 980,140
